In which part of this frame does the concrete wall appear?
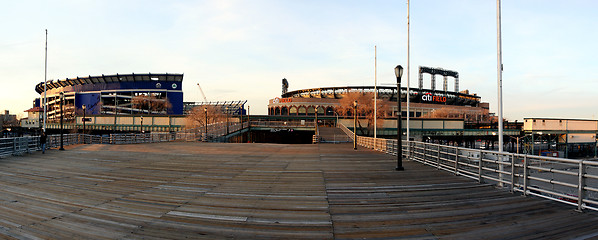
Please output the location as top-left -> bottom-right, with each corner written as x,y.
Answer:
524,118 -> 598,131
567,133 -> 597,143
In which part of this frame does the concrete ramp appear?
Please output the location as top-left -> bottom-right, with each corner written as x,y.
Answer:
318,126 -> 351,143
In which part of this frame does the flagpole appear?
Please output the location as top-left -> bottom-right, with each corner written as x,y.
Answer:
43,29 -> 47,132
406,0 -> 411,149
497,0 -> 504,152
374,45 -> 377,140
497,0 -> 505,187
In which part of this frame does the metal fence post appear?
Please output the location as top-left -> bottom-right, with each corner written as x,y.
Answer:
523,155 -> 528,196
510,153 -> 515,193
437,145 -> 441,170
422,143 -> 427,164
478,149 -> 483,183
578,160 -> 586,212
454,147 -> 459,175
410,141 -> 415,161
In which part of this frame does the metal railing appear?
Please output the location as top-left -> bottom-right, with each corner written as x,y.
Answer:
0,121 -> 249,157
340,123 -> 598,212
248,120 -> 316,128
0,136 -> 41,157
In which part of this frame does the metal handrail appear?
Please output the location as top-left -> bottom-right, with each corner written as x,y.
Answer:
0,121 -> 250,157
340,123 -> 598,212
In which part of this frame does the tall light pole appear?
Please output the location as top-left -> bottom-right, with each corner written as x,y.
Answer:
59,92 -> 65,151
374,45 -> 377,140
82,104 -> 86,133
226,107 -> 229,135
204,107 -> 208,141
497,0 -> 505,186
315,105 -> 319,135
140,116 -> 144,133
43,29 -> 48,132
247,106 -> 251,143
406,0 -> 411,147
353,101 -> 357,150
395,65 -> 404,171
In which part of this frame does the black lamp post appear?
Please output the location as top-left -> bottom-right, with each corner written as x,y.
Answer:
82,104 -> 86,133
226,107 -> 229,135
204,107 -> 208,141
353,101 -> 357,150
395,65 -> 404,171
315,105 -> 319,135
140,116 -> 144,133
59,92 -> 65,151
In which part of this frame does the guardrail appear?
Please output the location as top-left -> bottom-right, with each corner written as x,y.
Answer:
340,123 -> 598,212
0,121 -> 249,157
249,120 -> 316,129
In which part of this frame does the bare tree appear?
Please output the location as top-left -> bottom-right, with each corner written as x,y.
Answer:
186,105 -> 227,129
337,92 -> 389,136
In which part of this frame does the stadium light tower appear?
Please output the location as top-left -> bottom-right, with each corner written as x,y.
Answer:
395,65 -> 404,171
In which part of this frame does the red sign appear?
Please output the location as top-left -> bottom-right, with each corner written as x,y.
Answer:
273,97 -> 293,103
421,93 -> 446,103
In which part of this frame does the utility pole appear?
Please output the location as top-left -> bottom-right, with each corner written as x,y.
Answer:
43,29 -> 48,132
497,0 -> 505,186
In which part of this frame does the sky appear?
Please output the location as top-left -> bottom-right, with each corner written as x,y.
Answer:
1,0 -> 597,121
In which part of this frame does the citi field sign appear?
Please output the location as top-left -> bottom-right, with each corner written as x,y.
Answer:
421,93 -> 447,103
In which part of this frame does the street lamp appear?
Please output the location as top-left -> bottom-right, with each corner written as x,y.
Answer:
315,105 -> 319,135
204,107 -> 208,141
140,116 -> 144,133
59,92 -> 65,151
226,107 -> 229,135
82,104 -> 86,133
353,101 -> 357,150
395,65 -> 404,171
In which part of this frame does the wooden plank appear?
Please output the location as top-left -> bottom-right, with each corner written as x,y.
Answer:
0,142 -> 594,239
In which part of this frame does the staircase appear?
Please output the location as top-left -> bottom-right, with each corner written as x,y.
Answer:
317,126 -> 351,143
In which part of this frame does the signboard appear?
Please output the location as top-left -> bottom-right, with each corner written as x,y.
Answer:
272,97 -> 293,104
421,93 -> 447,103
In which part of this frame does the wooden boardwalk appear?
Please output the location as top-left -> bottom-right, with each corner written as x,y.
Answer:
0,142 -> 597,239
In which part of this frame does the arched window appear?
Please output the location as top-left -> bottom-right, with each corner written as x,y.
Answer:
298,106 -> 306,115
289,106 -> 298,115
316,106 -> 325,115
274,108 -> 281,115
281,107 -> 288,115
307,106 -> 315,115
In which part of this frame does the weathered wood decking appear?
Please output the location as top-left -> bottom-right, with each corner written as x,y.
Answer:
0,142 -> 596,239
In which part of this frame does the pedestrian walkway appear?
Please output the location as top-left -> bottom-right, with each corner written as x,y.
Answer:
0,142 -> 596,239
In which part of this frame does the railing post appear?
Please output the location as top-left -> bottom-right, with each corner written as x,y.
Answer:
454,147 -> 459,176
523,155 -> 528,196
478,149 -> 483,183
12,138 -> 17,156
510,153 -> 515,193
437,145 -> 441,170
578,160 -> 586,212
422,143 -> 427,164
409,141 -> 415,161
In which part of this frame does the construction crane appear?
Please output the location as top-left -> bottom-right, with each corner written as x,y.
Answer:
197,83 -> 208,102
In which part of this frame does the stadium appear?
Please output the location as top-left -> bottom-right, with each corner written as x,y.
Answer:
268,66 -> 493,125
34,73 -> 184,122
